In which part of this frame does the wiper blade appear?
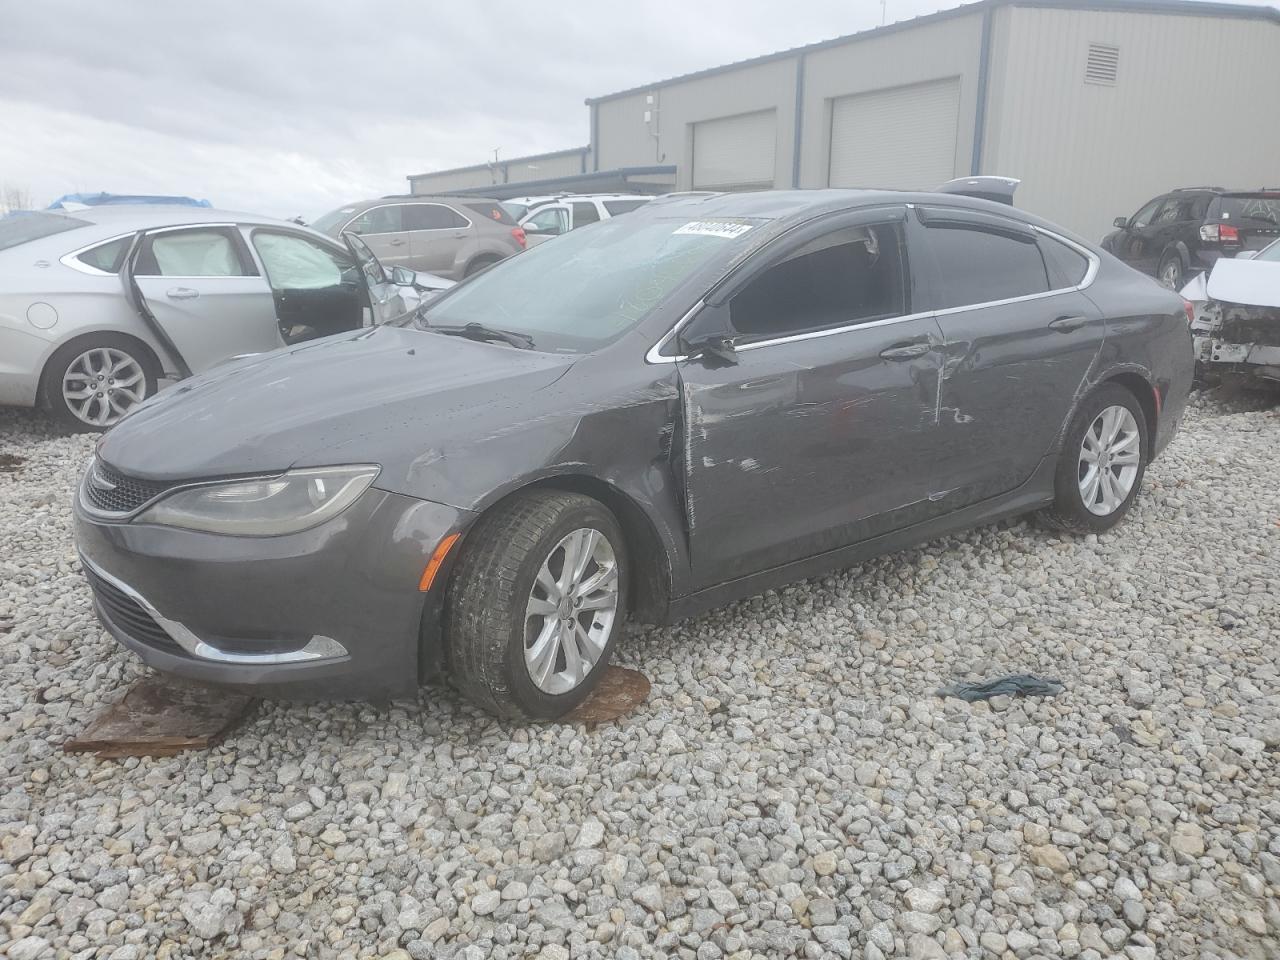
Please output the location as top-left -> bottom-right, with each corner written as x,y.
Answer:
431,323 -> 535,349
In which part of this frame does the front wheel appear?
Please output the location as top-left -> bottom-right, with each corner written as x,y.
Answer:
445,491 -> 628,720
1039,384 -> 1149,534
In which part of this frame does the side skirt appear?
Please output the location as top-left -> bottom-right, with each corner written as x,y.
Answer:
660,455 -> 1059,624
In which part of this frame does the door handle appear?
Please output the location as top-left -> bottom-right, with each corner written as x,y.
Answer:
879,341 -> 932,361
166,287 -> 199,300
389,238 -> 406,247
1048,315 -> 1089,332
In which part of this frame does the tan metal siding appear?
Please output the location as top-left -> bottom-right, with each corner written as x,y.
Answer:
984,7 -> 1280,240
828,77 -> 962,189
799,12 -> 984,188
410,168 -> 499,194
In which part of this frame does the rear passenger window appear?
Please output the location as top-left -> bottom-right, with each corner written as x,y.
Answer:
728,223 -> 906,340
923,225 -> 1049,309
571,202 -> 600,227
1039,235 -> 1090,287
463,202 -> 516,226
346,206 -> 403,235
136,229 -> 249,277
404,204 -> 469,230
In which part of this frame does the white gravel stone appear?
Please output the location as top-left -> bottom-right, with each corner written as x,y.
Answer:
0,392 -> 1277,959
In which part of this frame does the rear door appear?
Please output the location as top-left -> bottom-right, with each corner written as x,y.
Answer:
676,207 -> 947,588
128,224 -> 278,373
568,200 -> 601,231
342,204 -> 412,270
405,202 -> 471,275
913,206 -> 1105,508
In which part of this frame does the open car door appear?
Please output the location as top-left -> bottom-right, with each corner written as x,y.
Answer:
342,231 -> 424,325
122,224 -> 279,378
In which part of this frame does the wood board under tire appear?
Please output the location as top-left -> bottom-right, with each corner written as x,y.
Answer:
63,676 -> 255,758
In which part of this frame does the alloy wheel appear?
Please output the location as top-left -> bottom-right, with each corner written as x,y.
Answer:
523,527 -> 619,695
1078,405 -> 1141,516
62,347 -> 148,427
1159,259 -> 1181,289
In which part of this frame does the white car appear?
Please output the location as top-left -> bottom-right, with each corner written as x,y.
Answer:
512,194 -> 653,246
1183,238 -> 1280,388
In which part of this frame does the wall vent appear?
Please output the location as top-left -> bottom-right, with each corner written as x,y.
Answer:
1085,42 -> 1120,85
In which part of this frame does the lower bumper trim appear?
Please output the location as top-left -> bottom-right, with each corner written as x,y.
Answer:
79,552 -> 349,666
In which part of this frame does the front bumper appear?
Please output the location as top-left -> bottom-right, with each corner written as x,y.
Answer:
73,486 -> 472,700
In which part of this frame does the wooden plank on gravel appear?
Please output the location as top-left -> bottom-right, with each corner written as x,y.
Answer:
63,677 -> 255,757
564,665 -> 650,725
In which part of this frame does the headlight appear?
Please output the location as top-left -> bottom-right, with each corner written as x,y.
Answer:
136,465 -> 379,536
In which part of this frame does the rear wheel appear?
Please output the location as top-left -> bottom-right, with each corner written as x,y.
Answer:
445,491 -> 627,720
41,334 -> 159,431
1157,253 -> 1184,289
464,255 -> 502,278
1039,384 -> 1149,533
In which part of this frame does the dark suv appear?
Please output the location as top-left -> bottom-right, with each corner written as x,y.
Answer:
1102,188 -> 1280,288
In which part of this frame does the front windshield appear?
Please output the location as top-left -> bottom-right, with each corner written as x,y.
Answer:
411,214 -> 758,351
310,205 -> 358,234
502,201 -> 528,221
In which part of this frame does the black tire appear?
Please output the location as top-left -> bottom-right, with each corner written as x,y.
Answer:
40,334 -> 160,432
464,255 -> 501,278
1039,383 -> 1149,534
1157,252 -> 1184,290
445,491 -> 628,720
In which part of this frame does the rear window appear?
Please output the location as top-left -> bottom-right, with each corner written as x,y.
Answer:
464,202 -> 516,226
501,202 -> 528,221
1209,195 -> 1280,226
0,212 -> 91,252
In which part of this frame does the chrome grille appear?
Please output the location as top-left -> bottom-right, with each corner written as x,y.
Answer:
82,459 -> 173,515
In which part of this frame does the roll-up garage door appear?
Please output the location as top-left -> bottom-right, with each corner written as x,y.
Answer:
828,77 -> 961,190
692,110 -> 777,191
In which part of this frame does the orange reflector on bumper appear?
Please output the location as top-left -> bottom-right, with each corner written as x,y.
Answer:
419,533 -> 460,592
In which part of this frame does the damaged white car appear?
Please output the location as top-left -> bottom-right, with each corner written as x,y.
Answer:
1184,238 -> 1280,388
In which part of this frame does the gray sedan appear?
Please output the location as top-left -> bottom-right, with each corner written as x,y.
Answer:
0,206 -> 447,429
74,190 -> 1193,719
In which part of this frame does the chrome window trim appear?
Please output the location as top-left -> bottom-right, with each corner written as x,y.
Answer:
644,222 -> 1099,364
79,551 -> 347,665
340,201 -> 473,238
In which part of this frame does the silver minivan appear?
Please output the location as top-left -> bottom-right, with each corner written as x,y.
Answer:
312,196 -> 527,279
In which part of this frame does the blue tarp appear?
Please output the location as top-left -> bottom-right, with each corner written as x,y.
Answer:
47,192 -> 212,209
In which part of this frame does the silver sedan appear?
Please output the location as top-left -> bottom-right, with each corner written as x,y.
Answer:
0,205 -> 450,429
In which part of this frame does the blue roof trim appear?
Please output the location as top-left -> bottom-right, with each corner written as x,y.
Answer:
584,0 -> 1280,105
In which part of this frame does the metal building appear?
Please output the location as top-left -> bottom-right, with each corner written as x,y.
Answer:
407,0 -> 1280,240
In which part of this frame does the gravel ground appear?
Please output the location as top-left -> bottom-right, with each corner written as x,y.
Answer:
1,389 -> 1278,960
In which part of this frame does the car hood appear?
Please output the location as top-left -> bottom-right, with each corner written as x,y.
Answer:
97,326 -> 575,482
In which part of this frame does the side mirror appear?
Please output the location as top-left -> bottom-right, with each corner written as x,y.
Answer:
391,265 -> 416,286
679,306 -> 739,365
1113,216 -> 1129,229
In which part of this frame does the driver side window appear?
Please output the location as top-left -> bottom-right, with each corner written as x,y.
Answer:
1130,198 -> 1165,229
727,223 -> 907,342
251,233 -> 352,290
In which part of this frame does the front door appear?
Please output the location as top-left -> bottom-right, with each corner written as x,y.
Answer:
128,225 -> 278,374
343,204 -> 413,270
675,212 -> 946,589
912,207 -> 1107,508
250,229 -> 370,340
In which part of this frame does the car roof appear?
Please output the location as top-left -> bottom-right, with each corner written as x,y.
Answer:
51,204 -> 296,232
373,195 -> 502,204
634,188 -> 1093,244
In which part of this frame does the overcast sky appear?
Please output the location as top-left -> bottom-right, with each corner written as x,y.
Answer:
1,0 -> 1274,220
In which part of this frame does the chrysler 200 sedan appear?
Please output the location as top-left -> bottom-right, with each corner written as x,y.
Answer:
74,190 -> 1194,719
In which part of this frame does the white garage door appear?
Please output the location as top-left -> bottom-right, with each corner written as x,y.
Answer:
828,77 -> 961,190
692,110 -> 777,191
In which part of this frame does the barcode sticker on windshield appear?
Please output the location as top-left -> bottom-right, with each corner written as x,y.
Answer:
673,221 -> 753,239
